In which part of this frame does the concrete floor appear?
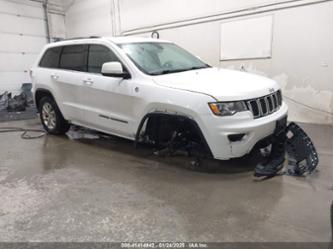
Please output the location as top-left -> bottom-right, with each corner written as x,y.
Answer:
0,119 -> 332,242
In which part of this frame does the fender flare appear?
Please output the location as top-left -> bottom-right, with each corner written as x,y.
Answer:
134,112 -> 213,158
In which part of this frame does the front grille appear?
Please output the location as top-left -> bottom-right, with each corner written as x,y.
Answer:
246,91 -> 282,119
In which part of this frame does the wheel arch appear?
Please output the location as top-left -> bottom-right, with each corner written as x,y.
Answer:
134,112 -> 213,158
34,88 -> 56,111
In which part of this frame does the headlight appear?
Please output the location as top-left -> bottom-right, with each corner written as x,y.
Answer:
208,101 -> 247,116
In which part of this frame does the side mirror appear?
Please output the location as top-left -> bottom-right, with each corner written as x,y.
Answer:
102,62 -> 131,79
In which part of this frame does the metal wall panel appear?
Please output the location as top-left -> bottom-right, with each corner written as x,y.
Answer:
0,0 -> 47,91
0,15 -> 46,36
0,33 -> 47,52
0,0 -> 44,18
0,53 -> 38,72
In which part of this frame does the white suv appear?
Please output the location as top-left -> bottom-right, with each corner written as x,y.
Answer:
31,36 -> 288,160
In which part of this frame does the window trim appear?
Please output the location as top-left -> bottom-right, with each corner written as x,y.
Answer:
38,43 -> 131,78
58,46 -> 63,69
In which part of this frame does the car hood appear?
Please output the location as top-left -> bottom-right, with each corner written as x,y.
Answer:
152,68 -> 280,101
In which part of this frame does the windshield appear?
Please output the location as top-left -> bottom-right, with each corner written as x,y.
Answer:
117,42 -> 210,75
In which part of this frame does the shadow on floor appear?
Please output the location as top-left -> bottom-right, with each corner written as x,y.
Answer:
69,131 -> 261,175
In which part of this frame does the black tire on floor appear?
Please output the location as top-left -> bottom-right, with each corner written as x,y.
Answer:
38,96 -> 70,135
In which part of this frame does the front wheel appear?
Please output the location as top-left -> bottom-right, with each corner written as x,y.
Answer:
39,96 -> 70,135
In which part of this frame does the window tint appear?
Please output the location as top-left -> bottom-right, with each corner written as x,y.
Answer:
88,45 -> 120,73
39,47 -> 61,68
59,45 -> 88,72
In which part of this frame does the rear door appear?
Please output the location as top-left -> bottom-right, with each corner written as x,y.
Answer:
56,44 -> 89,123
80,44 -> 136,138
33,45 -> 84,123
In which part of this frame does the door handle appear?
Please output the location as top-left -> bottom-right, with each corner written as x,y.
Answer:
83,79 -> 94,86
51,74 -> 59,81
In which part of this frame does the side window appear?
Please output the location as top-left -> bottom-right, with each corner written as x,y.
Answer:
59,45 -> 88,72
39,47 -> 62,68
88,45 -> 120,73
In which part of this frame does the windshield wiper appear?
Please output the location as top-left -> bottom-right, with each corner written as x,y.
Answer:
150,66 -> 210,76
150,69 -> 188,75
181,65 -> 210,72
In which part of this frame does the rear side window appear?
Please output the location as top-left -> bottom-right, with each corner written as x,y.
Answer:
59,45 -> 88,72
39,47 -> 61,68
88,45 -> 120,73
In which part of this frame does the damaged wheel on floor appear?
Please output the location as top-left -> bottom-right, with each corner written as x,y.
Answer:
39,96 -> 70,135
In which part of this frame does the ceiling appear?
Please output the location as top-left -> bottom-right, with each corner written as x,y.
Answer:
28,0 -> 76,13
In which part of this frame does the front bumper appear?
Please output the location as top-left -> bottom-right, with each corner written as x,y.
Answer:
199,102 -> 288,160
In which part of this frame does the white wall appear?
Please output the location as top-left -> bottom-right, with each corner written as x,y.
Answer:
44,0 -> 66,40
49,13 -> 66,39
20,0 -> 333,125
64,0 -> 113,38
119,0 -> 333,125
119,0 -> 287,32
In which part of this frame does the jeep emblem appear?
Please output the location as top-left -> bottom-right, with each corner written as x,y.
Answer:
269,88 -> 275,93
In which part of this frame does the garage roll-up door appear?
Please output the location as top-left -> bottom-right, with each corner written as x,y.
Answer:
0,0 -> 47,93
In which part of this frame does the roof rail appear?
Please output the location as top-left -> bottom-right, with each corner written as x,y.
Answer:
54,36 -> 101,42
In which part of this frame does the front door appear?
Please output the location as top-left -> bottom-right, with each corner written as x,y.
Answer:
80,44 -> 137,139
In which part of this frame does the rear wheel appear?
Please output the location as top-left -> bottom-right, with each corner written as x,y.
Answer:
39,96 -> 70,135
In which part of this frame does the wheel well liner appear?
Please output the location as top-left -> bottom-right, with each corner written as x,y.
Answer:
135,112 -> 213,158
35,89 -> 55,110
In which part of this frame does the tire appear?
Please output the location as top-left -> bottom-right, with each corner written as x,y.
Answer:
38,96 -> 70,135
